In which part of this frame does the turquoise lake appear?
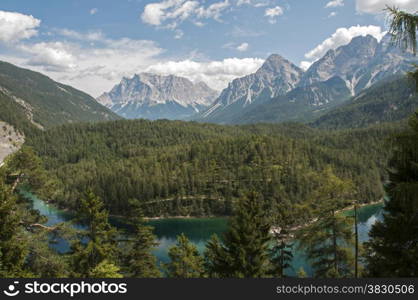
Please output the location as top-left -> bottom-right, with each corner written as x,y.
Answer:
24,190 -> 384,277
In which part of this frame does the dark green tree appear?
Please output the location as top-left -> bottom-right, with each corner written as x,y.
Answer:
364,113 -> 418,277
90,260 -> 123,278
269,228 -> 293,278
0,170 -> 28,277
386,6 -> 418,87
165,234 -> 204,278
297,167 -> 355,278
268,202 -> 294,278
204,192 -> 272,278
125,200 -> 161,278
70,190 -> 119,277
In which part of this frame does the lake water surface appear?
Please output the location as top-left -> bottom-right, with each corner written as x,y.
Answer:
23,190 -> 384,276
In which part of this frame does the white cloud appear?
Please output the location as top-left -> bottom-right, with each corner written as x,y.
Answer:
90,8 -> 98,15
19,42 -> 77,72
328,11 -> 338,18
196,0 -> 230,20
264,6 -> 284,24
299,61 -> 313,71
236,42 -> 249,51
325,0 -> 344,8
141,0 -> 230,28
304,25 -> 386,61
237,0 -> 270,7
0,10 -> 41,43
4,34 -> 164,96
144,57 -> 264,90
55,28 -> 105,42
4,23 -> 262,96
356,0 -> 418,14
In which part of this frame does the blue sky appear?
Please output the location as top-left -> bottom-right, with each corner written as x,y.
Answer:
0,0 -> 417,96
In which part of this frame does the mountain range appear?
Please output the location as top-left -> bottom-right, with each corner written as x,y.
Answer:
1,33 -> 417,142
198,34 -> 418,124
97,73 -> 218,120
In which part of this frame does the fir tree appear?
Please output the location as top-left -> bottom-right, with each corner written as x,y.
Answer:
297,167 -> 355,278
165,234 -> 204,278
386,6 -> 418,88
70,190 -> 119,277
297,267 -> 307,278
269,203 -> 294,277
204,192 -> 272,278
364,113 -> 418,277
125,200 -> 161,278
0,171 -> 28,276
269,228 -> 293,278
90,260 -> 123,278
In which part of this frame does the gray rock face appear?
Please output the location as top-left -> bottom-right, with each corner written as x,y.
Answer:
300,34 -> 416,96
0,121 -> 24,166
97,73 -> 218,120
198,34 -> 417,124
200,54 -> 304,121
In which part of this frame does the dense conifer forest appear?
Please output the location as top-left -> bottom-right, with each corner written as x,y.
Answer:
25,120 -> 400,221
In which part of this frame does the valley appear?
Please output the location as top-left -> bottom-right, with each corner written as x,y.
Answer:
0,3 -> 417,279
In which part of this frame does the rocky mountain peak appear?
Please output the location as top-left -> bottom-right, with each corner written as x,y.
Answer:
200,53 -> 304,121
96,73 -> 218,120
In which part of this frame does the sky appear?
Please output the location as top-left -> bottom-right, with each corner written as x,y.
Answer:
0,0 -> 417,97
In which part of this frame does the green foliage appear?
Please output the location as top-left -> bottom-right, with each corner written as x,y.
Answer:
297,167 -> 355,278
124,201 -> 161,278
297,267 -> 307,278
165,234 -> 205,278
25,231 -> 69,278
386,6 -> 418,55
204,192 -> 272,278
313,76 -> 418,129
364,112 -> 418,277
70,190 -> 119,277
27,120 -> 393,221
0,169 -> 28,277
0,60 -> 120,135
269,228 -> 293,278
0,91 -> 38,137
90,260 -> 123,278
6,146 -> 49,193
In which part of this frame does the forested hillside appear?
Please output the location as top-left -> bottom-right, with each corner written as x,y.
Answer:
0,61 -> 121,135
312,76 -> 418,129
27,120 -> 400,220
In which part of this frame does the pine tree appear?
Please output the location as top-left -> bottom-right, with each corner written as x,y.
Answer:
165,234 -> 204,278
269,228 -> 293,278
204,192 -> 272,278
269,203 -> 294,277
0,171 -> 28,276
386,6 -> 418,88
90,260 -> 123,278
297,167 -> 355,278
297,267 -> 307,278
70,190 -> 119,277
364,113 -> 418,277
125,200 -> 161,278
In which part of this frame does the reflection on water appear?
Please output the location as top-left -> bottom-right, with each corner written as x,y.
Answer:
23,190 -> 384,276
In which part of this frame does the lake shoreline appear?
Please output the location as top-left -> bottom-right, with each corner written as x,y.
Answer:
29,190 -> 384,223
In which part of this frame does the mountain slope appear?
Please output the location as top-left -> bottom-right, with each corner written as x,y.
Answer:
201,34 -> 417,125
234,76 -> 351,124
0,60 -> 120,132
0,121 -> 24,165
199,54 -> 304,123
97,73 -> 218,120
312,76 -> 418,129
